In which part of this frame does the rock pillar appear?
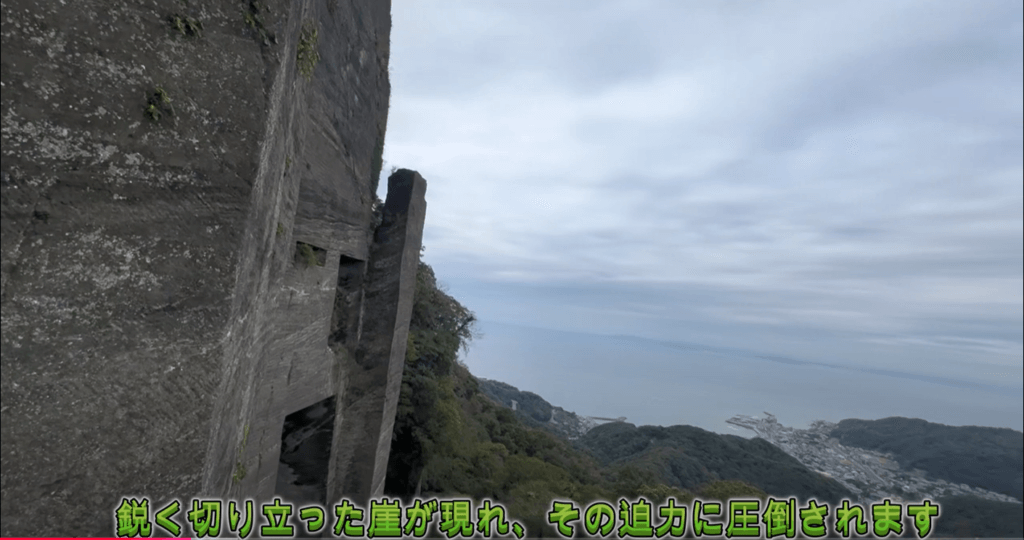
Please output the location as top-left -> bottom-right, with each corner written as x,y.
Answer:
327,169 -> 426,504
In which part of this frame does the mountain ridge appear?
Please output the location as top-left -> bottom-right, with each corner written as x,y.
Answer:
479,377 -> 1023,503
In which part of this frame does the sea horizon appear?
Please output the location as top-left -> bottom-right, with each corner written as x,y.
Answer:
462,320 -> 1024,436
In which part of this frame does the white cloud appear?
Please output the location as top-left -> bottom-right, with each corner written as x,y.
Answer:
388,1 -> 1023,391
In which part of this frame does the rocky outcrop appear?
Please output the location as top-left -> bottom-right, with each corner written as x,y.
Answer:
1,1 -> 412,536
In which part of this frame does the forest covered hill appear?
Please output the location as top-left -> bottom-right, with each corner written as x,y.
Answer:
828,417 -> 1023,502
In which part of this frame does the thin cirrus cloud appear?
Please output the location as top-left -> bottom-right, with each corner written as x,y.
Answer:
382,1 -> 1023,414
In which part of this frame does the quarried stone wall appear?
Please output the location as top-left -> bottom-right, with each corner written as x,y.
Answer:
0,0 -> 415,536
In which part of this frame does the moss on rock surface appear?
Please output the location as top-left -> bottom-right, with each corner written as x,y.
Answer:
296,20 -> 320,80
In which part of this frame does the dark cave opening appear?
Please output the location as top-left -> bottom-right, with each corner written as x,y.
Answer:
274,395 -> 336,524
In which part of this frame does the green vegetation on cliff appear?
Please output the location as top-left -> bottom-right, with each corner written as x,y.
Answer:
296,21 -> 320,80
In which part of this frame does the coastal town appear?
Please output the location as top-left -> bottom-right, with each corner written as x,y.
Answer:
725,413 -> 1021,505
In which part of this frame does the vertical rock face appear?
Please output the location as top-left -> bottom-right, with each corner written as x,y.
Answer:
329,170 -> 426,504
0,1 -> 417,536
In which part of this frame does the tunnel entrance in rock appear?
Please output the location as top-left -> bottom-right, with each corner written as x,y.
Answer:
274,396 -> 336,515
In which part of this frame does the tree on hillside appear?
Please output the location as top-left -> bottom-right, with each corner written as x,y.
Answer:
387,260 -> 479,497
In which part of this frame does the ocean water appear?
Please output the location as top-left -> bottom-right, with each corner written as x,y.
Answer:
462,321 -> 1024,435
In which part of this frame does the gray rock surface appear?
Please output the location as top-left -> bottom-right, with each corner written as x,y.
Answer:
1,1 -> 408,536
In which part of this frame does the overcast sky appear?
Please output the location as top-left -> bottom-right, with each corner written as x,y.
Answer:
381,1 -> 1023,429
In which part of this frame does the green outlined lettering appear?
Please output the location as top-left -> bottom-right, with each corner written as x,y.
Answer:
872,499 -> 903,537
693,500 -> 723,537
299,505 -> 326,534
187,498 -> 222,537
835,500 -> 869,537
477,499 -> 511,537
655,498 -> 687,538
403,498 -> 438,537
584,501 -> 616,537
226,500 -> 254,538
439,499 -> 474,538
260,498 -> 294,537
799,499 -> 828,538
115,497 -> 152,538
368,498 -> 403,537
906,500 -> 940,538
333,499 -> 365,537
107,494 -> 944,538
726,499 -> 760,538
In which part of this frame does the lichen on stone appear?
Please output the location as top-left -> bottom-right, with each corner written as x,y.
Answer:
168,13 -> 203,38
